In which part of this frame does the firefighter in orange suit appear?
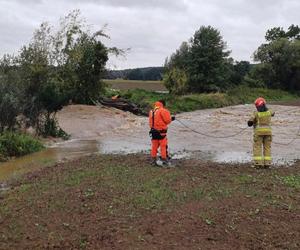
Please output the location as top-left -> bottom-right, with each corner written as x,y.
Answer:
248,97 -> 275,168
149,100 -> 175,166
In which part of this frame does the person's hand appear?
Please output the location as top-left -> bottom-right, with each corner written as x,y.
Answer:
171,116 -> 176,121
247,120 -> 254,127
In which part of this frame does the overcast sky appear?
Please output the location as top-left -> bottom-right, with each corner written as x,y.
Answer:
0,0 -> 299,69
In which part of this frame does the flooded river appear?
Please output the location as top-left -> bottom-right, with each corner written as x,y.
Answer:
1,104 -> 300,182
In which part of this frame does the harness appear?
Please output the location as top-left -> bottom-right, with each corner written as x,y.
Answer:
149,108 -> 167,140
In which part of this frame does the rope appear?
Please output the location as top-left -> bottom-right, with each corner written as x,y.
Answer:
109,129 -> 150,146
92,100 -> 300,146
175,119 -> 249,139
176,118 -> 300,146
272,125 -> 300,146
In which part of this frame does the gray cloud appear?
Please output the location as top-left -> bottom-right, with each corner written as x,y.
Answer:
0,0 -> 299,69
3,0 -> 187,10
80,0 -> 187,10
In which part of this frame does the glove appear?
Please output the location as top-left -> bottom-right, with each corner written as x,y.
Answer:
247,120 -> 254,127
171,116 -> 176,121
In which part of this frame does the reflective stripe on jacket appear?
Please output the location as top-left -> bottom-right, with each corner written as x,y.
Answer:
249,110 -> 274,136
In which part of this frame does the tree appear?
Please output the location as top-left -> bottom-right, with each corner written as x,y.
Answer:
124,67 -> 163,81
230,60 -> 251,85
265,25 -> 300,41
126,68 -> 144,80
0,10 -> 121,137
163,67 -> 188,94
251,25 -> 300,91
63,32 -> 109,104
164,26 -> 231,94
0,82 -> 22,132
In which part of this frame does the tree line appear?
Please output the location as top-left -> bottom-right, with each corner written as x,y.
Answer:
164,25 -> 300,94
106,67 -> 164,81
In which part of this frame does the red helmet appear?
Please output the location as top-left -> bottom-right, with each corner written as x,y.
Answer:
254,97 -> 266,107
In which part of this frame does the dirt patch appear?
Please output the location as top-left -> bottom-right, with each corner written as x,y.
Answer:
105,79 -> 167,92
0,154 -> 299,249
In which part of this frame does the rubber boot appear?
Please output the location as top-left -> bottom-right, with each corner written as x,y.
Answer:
162,159 -> 172,167
151,157 -> 157,166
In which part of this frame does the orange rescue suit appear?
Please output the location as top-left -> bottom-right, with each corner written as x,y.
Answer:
149,101 -> 172,160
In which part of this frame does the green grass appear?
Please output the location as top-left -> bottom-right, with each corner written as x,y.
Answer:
110,85 -> 299,114
233,174 -> 257,184
226,86 -> 299,104
281,175 -> 300,189
0,132 -> 44,160
63,169 -> 99,187
1,155 -> 299,249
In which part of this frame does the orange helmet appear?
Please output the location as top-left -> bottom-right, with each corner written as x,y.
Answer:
254,97 -> 266,107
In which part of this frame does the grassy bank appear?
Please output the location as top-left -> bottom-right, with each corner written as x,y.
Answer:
0,132 -> 44,161
0,154 -> 299,249
113,86 -> 299,113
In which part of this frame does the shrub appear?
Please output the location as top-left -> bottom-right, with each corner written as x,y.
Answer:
0,132 -> 44,159
38,114 -> 70,140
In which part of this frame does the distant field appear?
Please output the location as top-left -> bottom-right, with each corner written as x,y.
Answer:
104,79 -> 167,92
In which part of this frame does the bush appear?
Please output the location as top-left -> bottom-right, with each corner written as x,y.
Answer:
0,132 -> 44,159
163,67 -> 188,94
38,114 -> 70,140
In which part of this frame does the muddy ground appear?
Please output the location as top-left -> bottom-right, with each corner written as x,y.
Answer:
0,154 -> 299,249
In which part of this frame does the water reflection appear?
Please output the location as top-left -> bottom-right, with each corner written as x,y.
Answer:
0,140 -> 100,182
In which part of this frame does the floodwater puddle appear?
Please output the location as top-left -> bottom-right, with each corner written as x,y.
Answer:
0,139 -> 100,182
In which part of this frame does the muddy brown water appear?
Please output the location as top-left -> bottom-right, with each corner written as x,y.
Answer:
1,104 -> 300,182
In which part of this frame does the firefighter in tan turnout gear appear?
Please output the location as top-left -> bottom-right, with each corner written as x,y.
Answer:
248,97 -> 275,168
